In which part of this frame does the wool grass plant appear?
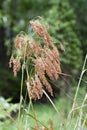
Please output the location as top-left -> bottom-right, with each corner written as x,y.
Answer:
9,18 -> 62,130
9,18 -> 87,130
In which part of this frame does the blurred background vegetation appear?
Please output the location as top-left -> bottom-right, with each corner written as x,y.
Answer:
0,0 -> 87,102
0,0 -> 87,130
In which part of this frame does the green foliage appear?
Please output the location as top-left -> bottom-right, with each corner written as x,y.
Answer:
70,0 -> 87,56
44,0 -> 83,75
0,97 -> 18,119
0,96 -> 19,130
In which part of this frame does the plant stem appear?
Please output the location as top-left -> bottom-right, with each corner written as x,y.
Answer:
66,54 -> 87,130
25,111 -> 49,130
18,65 -> 24,130
43,90 -> 65,127
72,54 -> 87,112
18,40 -> 27,130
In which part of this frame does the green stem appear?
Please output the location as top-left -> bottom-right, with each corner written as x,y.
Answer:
26,66 -> 38,126
18,65 -> 24,130
72,54 -> 87,112
25,111 -> 49,130
27,82 -> 38,126
18,39 -> 27,130
43,90 -> 65,126
66,54 -> 87,129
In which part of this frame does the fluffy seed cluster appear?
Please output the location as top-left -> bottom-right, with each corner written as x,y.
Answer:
9,19 -> 61,100
9,55 -> 21,77
26,76 -> 43,100
30,20 -> 53,46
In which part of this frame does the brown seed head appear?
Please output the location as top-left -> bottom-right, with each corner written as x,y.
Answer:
15,35 -> 25,50
30,20 -> 53,46
26,76 -> 43,100
29,38 -> 43,56
9,55 -> 21,76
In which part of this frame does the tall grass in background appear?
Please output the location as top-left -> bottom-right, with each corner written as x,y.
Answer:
66,54 -> 87,130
